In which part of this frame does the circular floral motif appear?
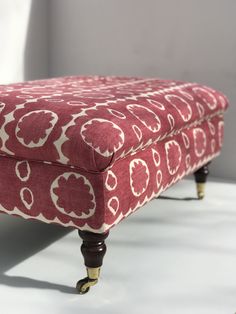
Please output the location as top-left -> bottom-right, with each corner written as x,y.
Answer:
193,128 -> 207,157
167,114 -> 175,130
156,170 -> 162,188
127,104 -> 161,133
15,110 -> 58,147
182,132 -> 190,149
43,98 -> 64,103
67,100 -> 88,106
0,102 -> 5,113
211,139 -> 216,153
152,148 -> 161,167
107,197 -> 119,215
193,87 -> 217,110
132,125 -> 142,141
165,140 -> 182,175
185,155 -> 191,168
196,102 -> 205,118
108,109 -> 126,119
129,159 -> 150,197
15,161 -> 31,182
81,118 -> 124,157
218,121 -> 224,147
165,95 -> 192,122
219,95 -> 227,109
50,172 -> 95,219
20,187 -> 34,210
105,170 -> 117,191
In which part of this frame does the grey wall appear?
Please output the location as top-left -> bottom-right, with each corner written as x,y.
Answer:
24,0 -> 49,81
48,0 -> 236,180
0,0 -> 235,180
0,0 -> 48,84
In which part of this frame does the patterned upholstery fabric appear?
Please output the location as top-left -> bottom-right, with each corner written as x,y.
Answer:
0,76 -> 228,232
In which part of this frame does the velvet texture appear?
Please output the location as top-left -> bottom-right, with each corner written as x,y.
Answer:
0,76 -> 228,232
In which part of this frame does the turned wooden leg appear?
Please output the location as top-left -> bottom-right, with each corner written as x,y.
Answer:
194,163 -> 210,199
76,230 -> 109,294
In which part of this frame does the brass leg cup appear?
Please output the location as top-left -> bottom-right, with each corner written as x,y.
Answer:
76,267 -> 100,294
194,163 -> 210,200
196,183 -> 205,199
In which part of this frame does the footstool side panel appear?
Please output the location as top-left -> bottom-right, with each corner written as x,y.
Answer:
0,157 -> 107,232
101,113 -> 225,231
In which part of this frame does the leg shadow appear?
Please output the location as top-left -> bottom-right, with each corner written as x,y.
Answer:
157,195 -> 199,201
0,274 -> 76,294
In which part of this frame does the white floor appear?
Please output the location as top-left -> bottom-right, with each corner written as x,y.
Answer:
0,177 -> 236,314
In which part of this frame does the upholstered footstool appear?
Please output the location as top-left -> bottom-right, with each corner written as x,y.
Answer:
0,76 -> 228,293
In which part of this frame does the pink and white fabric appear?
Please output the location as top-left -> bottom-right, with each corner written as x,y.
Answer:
0,76 -> 229,232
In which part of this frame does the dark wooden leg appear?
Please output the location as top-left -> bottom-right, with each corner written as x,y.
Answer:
76,230 -> 109,294
194,163 -> 210,199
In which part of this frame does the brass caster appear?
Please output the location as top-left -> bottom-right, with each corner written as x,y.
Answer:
76,277 -> 98,294
197,183 -> 205,199
76,267 -> 100,294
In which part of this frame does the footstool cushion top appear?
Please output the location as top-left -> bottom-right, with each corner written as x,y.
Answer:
0,76 -> 228,172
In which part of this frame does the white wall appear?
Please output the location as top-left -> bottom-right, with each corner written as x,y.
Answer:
48,0 -> 236,180
0,0 -> 48,84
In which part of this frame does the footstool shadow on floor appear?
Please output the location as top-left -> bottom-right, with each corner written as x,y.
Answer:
0,217 -> 74,294
0,76 -> 229,293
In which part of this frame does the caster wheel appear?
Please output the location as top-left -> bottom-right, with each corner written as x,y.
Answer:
76,278 -> 90,294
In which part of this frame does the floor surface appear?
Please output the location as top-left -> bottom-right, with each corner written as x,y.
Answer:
0,177 -> 236,314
